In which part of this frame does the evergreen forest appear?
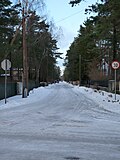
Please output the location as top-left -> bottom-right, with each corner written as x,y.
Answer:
1,0 -> 120,90
64,0 -> 120,85
0,0 -> 62,87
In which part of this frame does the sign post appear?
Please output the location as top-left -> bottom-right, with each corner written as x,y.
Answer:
1,59 -> 11,104
111,60 -> 120,101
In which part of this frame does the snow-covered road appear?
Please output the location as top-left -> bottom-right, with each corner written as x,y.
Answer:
0,82 -> 120,160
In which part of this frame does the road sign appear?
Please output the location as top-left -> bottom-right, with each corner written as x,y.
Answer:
111,60 -> 120,70
1,59 -> 11,104
111,60 -> 120,101
1,59 -> 11,70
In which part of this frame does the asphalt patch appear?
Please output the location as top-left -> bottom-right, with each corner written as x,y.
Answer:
65,156 -> 81,160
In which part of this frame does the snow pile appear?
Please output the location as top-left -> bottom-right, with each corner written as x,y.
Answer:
0,82 -> 120,114
74,85 -> 120,114
0,84 -> 54,110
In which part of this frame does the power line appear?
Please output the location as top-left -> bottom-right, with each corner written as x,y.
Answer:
56,9 -> 84,23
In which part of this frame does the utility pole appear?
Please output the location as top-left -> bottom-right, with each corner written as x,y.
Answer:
22,6 -> 28,98
79,54 -> 81,86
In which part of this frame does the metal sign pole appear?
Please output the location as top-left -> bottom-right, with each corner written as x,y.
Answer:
1,59 -> 11,103
111,60 -> 120,101
5,59 -> 7,104
115,69 -> 116,101
79,55 -> 81,86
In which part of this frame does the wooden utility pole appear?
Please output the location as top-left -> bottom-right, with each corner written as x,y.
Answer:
22,6 -> 28,98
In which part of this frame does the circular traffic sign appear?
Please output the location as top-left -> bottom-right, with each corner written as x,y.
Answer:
111,60 -> 120,69
1,59 -> 11,70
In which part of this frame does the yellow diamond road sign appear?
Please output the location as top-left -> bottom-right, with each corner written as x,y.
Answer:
1,59 -> 11,70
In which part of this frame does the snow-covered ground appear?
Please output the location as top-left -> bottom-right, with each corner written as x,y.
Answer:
0,81 -> 120,160
0,81 -> 120,111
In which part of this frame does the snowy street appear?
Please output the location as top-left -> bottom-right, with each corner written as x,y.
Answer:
0,82 -> 120,160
